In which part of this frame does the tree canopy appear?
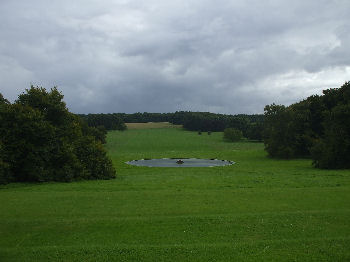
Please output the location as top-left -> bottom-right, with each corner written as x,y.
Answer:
263,81 -> 350,169
0,86 -> 116,184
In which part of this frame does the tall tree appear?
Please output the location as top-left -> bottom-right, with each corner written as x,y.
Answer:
311,82 -> 350,168
0,86 -> 116,184
263,104 -> 294,158
263,81 -> 350,169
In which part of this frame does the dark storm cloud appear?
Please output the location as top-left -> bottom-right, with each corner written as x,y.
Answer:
1,0 -> 350,114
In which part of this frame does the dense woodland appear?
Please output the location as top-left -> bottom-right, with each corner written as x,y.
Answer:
174,112 -> 264,141
78,113 -> 126,131
0,87 -> 116,184
264,81 -> 350,169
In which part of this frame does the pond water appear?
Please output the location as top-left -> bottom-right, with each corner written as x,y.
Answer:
126,158 -> 235,167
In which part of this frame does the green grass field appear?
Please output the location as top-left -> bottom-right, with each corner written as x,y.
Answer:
125,122 -> 182,129
1,127 -> 350,261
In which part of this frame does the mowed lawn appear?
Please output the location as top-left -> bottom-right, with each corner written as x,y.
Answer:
125,122 -> 182,129
1,127 -> 350,261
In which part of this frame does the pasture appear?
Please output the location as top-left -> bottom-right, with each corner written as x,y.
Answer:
125,122 -> 182,129
0,127 -> 349,261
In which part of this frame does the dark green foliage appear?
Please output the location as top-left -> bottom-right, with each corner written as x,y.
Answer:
74,136 -> 116,180
79,113 -> 126,131
183,112 -> 228,132
0,93 -> 9,105
264,81 -> 350,169
263,102 -> 316,158
224,128 -> 243,142
170,111 -> 188,124
1,103 -> 56,182
0,141 -> 11,184
0,87 -> 116,184
16,87 -> 67,126
245,122 -> 264,141
80,119 -> 108,144
311,87 -> 350,168
118,112 -> 173,123
263,104 -> 294,158
177,111 -> 262,135
0,94 -> 11,183
88,126 -> 108,144
112,111 -> 264,137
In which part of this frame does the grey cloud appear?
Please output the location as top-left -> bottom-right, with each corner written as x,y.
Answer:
0,0 -> 350,114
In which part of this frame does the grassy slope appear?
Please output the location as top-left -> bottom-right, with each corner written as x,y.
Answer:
0,128 -> 349,261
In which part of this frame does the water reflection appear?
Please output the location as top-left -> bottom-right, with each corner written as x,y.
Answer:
126,158 -> 235,167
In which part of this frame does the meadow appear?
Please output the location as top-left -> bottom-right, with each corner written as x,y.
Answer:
0,125 -> 349,261
125,122 -> 182,129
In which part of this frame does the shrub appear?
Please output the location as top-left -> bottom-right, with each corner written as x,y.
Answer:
224,128 -> 243,142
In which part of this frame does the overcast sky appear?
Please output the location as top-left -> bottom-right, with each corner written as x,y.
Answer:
0,0 -> 349,114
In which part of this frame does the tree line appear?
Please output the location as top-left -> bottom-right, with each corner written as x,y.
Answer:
79,111 -> 264,141
0,86 -> 116,184
176,112 -> 264,140
79,112 -> 174,126
263,81 -> 350,169
79,113 -> 126,131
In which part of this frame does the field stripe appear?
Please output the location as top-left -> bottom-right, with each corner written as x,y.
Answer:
1,185 -> 349,193
1,236 -> 350,251
1,209 -> 349,223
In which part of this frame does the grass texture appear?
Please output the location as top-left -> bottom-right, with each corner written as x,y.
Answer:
125,122 -> 182,129
0,128 -> 349,261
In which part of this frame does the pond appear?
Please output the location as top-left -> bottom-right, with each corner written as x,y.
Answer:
126,158 -> 235,167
